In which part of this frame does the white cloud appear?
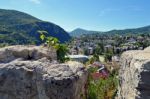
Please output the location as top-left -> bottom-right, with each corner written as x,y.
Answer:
29,0 -> 41,4
99,8 -> 120,17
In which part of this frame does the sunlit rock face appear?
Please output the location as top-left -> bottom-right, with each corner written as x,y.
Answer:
117,46 -> 150,99
0,45 -> 87,99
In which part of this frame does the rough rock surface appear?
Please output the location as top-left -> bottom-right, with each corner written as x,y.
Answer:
117,47 -> 150,99
0,45 -> 87,99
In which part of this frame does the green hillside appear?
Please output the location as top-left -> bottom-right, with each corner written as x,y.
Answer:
0,9 -> 71,45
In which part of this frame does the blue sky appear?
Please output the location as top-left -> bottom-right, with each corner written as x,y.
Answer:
0,0 -> 150,31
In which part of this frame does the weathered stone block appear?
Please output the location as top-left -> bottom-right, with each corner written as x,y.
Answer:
0,46 -> 87,99
117,46 -> 150,99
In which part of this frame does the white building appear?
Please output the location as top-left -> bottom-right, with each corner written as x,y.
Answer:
67,55 -> 89,63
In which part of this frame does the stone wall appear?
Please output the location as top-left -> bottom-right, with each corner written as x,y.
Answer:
0,45 -> 88,99
117,47 -> 150,99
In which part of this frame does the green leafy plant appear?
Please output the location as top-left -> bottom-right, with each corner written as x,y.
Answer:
38,30 -> 69,63
38,30 -> 48,41
54,44 -> 69,63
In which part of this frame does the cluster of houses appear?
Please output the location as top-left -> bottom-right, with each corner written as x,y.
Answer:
68,34 -> 150,61
66,34 -> 150,80
69,40 -> 95,55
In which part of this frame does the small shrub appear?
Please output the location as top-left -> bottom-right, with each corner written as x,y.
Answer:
38,30 -> 69,63
87,67 -> 118,99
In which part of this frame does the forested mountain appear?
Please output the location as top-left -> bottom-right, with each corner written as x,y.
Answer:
0,9 -> 71,45
70,28 -> 102,37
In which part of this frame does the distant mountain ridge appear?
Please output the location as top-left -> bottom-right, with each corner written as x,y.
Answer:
0,9 -> 71,44
105,25 -> 150,34
70,26 -> 150,37
70,28 -> 102,37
